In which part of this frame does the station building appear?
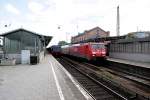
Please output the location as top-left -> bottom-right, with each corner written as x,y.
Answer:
71,26 -> 110,43
0,28 -> 52,65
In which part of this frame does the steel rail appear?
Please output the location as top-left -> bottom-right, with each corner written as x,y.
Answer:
58,57 -> 133,100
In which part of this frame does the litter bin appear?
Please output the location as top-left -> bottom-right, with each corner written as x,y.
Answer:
30,56 -> 38,65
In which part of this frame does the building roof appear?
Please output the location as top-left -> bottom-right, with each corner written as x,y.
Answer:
84,26 -> 106,33
0,28 -> 53,46
73,26 -> 108,38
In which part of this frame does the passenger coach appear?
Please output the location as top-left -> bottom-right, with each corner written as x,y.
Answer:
49,45 -> 62,57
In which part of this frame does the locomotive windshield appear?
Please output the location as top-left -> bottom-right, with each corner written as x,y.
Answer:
91,44 -> 105,49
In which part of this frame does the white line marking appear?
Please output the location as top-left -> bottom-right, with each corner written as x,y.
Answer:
51,62 -> 65,100
62,66 -> 92,99
60,65 -> 93,100
52,58 -> 94,100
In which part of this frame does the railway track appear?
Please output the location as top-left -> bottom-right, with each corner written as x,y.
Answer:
82,62 -> 150,98
57,57 -> 136,100
83,62 -> 150,88
105,61 -> 150,81
58,56 -> 150,100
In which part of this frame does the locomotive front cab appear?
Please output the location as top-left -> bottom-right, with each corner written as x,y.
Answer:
90,43 -> 106,59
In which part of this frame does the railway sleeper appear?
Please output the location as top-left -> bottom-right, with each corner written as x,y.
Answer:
88,88 -> 105,93
94,95 -> 116,100
91,91 -> 110,96
58,58 -> 134,100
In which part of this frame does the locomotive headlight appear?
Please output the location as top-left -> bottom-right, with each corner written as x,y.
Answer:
92,52 -> 96,54
92,52 -> 96,56
102,51 -> 106,54
92,54 -> 96,56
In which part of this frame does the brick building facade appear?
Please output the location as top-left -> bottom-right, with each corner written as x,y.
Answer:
71,27 -> 109,43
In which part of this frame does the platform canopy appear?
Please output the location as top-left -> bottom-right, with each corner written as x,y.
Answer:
0,28 -> 53,46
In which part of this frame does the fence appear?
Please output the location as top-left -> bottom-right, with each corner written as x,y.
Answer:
109,37 -> 150,62
109,37 -> 150,54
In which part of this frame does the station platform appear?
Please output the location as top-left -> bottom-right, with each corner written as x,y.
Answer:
107,57 -> 150,69
0,55 -> 93,100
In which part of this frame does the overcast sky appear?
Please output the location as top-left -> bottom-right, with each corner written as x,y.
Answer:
0,0 -> 150,46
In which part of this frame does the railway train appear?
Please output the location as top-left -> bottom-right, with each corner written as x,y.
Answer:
48,45 -> 62,57
61,42 -> 107,60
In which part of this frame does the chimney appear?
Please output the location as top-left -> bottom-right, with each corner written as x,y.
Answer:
116,5 -> 120,36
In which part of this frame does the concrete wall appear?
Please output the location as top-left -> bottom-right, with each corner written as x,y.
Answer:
6,54 -> 21,64
6,51 -> 45,64
109,52 -> 150,62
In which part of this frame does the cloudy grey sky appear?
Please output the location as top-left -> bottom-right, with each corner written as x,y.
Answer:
0,0 -> 150,46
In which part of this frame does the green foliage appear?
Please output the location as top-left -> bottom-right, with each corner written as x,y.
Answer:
125,33 -> 135,39
58,41 -> 68,46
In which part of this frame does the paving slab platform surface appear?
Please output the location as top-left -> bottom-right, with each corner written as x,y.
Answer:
0,55 -> 93,100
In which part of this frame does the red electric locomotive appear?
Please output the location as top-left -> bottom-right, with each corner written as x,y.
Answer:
61,42 -> 107,60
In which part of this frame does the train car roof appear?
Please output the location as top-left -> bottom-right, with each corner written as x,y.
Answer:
61,45 -> 70,48
51,45 -> 61,47
70,42 -> 105,47
88,42 -> 105,44
61,42 -> 105,48
81,42 -> 105,45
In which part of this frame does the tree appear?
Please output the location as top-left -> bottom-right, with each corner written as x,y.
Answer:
58,41 -> 68,46
125,33 -> 134,39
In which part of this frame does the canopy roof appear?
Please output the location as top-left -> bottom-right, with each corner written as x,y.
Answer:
0,28 -> 53,46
